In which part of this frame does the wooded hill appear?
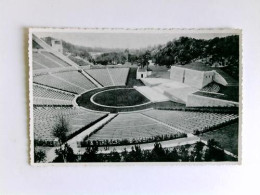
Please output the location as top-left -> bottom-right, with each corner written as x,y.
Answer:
152,35 -> 239,80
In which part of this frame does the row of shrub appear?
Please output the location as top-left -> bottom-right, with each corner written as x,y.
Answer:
34,139 -> 59,147
158,106 -> 239,114
78,132 -> 187,147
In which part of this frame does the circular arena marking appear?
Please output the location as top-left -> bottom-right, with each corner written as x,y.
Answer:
91,88 -> 150,108
76,86 -> 154,113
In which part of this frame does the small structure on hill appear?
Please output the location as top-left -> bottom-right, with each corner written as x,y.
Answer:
170,62 -> 238,89
167,62 -> 239,107
51,39 -> 63,53
136,66 -> 152,79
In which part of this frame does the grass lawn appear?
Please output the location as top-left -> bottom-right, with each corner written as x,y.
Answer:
126,67 -> 145,87
76,86 -> 154,112
147,65 -> 170,79
218,86 -> 239,102
93,88 -> 150,106
199,122 -> 239,155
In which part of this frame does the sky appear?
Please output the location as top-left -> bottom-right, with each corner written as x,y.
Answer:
34,31 -> 238,49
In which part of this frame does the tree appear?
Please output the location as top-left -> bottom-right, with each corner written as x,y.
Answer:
34,148 -> 46,163
95,52 -> 127,65
167,148 -> 179,162
52,116 -> 69,146
148,142 -> 167,161
178,145 -> 189,162
191,142 -> 204,161
128,53 -> 139,64
53,143 -> 77,162
109,149 -> 121,162
139,50 -> 151,69
204,139 -> 226,161
121,148 -> 129,162
125,49 -> 129,62
52,116 -> 71,162
81,146 -> 100,162
124,145 -> 143,162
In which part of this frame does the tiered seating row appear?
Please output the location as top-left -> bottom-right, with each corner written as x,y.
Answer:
201,83 -> 220,93
33,74 -> 84,94
108,68 -> 129,86
142,110 -> 238,134
33,52 -> 61,69
33,84 -> 75,101
33,97 -> 72,106
88,113 -> 180,141
41,51 -> 71,67
34,107 -> 106,142
85,69 -> 113,87
54,71 -> 96,90
33,62 -> 46,70
33,67 -> 77,77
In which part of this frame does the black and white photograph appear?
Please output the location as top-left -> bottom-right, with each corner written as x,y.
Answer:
3,0 -> 260,193
29,28 -> 241,164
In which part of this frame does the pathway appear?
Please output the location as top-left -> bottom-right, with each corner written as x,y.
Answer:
107,68 -> 115,86
77,136 -> 201,154
81,70 -> 103,88
45,113 -> 117,162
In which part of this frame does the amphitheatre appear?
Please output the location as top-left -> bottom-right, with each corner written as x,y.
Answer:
31,34 -> 239,162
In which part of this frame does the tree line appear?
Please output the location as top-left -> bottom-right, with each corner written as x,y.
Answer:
35,140 -> 231,163
152,36 -> 239,79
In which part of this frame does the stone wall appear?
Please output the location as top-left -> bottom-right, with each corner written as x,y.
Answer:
202,71 -> 215,87
184,69 -> 204,89
170,66 -> 184,83
170,66 -> 218,89
164,87 -> 198,104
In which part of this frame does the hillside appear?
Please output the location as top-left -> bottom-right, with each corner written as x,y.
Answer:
42,37 -> 94,65
95,52 -> 127,65
152,35 -> 239,80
